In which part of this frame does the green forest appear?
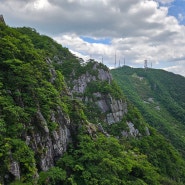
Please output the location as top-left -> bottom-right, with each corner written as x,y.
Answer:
1,22 -> 185,185
111,66 -> 185,158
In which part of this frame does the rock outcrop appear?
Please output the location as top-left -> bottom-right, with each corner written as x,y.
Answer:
70,62 -> 127,125
121,122 -> 140,138
0,15 -> 5,24
27,107 -> 71,171
9,161 -> 20,180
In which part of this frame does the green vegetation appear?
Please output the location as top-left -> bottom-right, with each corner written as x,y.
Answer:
111,66 -> 185,158
37,126 -> 185,185
84,80 -> 123,100
1,23 -> 185,184
55,131 -> 162,185
0,23 -> 70,184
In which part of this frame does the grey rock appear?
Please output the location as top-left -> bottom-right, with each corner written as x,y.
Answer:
93,92 -> 102,98
106,113 -> 115,124
145,127 -> 150,136
36,110 -> 49,133
49,68 -> 57,83
70,62 -> 128,125
27,107 -> 71,171
9,161 -> 20,180
95,100 -> 109,113
98,68 -> 112,82
127,122 -> 140,137
155,106 -> 160,110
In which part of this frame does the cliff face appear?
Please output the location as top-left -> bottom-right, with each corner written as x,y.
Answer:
8,109 -> 71,180
1,64 -> 72,183
0,25 -> 148,184
0,15 -> 5,24
29,108 -> 71,171
0,24 -> 74,183
2,25 -> 185,185
69,62 -> 128,125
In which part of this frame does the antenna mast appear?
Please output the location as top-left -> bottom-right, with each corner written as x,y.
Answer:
114,51 -> 117,68
144,60 -> 148,69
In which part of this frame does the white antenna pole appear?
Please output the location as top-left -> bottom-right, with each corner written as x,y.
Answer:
115,51 -> 117,68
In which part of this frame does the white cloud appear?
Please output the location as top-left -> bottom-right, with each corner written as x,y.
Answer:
155,0 -> 174,4
33,0 -> 50,10
164,61 -> 185,76
1,0 -> 185,76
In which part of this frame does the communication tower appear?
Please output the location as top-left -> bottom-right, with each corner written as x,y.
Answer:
114,51 -> 117,68
144,60 -> 148,69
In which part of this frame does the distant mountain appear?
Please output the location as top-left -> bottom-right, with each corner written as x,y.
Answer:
111,66 -> 185,157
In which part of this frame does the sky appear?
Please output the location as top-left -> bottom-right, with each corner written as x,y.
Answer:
1,0 -> 185,76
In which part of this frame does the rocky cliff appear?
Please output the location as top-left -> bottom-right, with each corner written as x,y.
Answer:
2,25 -> 185,185
1,63 -> 73,183
0,24 -> 75,183
69,61 -> 128,125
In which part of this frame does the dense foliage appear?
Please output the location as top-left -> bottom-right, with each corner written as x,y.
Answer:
111,66 -> 185,157
1,23 -> 185,184
0,23 -> 70,184
53,132 -> 161,185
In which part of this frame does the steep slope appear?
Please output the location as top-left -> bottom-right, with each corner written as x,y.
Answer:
0,23 -> 74,183
1,23 -> 185,184
111,66 -> 185,157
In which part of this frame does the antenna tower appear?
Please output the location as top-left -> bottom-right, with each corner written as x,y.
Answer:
144,60 -> 148,69
114,51 -> 117,68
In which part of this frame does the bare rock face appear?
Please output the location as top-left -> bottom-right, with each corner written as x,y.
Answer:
145,127 -> 150,136
71,63 -> 112,94
105,98 -> 127,124
70,62 -> 127,125
27,107 -> 71,171
72,72 -> 96,94
0,15 -> 5,24
121,122 -> 140,138
95,95 -> 127,124
127,121 -> 140,137
9,161 -> 20,180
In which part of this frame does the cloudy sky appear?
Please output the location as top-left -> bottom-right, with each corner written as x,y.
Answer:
1,0 -> 185,76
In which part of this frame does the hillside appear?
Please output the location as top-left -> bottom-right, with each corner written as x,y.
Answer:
111,66 -> 185,157
1,23 -> 185,184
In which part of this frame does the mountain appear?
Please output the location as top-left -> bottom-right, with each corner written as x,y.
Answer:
1,22 -> 185,184
111,66 -> 185,158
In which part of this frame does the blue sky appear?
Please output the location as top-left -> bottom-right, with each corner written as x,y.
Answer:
80,36 -> 111,45
80,0 -> 185,45
168,0 -> 185,24
1,0 -> 185,76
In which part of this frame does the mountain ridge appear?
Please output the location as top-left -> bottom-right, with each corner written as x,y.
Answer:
1,23 -> 185,184
111,66 -> 185,157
